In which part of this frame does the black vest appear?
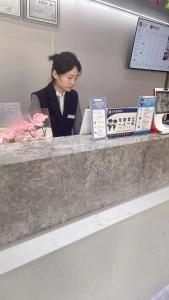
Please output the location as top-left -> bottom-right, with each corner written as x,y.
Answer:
32,81 -> 78,137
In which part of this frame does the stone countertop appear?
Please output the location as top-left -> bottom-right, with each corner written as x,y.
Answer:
1,133 -> 169,248
0,133 -> 166,166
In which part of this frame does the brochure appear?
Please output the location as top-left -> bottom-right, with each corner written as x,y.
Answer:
107,107 -> 137,138
89,97 -> 107,141
135,96 -> 156,134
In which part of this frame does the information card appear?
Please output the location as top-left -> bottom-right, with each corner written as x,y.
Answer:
135,96 -> 156,133
107,107 -> 137,138
89,97 -> 107,141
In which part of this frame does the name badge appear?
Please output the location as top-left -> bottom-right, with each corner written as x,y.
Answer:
67,114 -> 75,119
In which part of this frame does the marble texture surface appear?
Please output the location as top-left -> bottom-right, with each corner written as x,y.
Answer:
1,133 -> 169,247
1,186 -> 169,275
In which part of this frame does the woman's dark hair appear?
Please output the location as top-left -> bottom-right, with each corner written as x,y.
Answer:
48,52 -> 82,77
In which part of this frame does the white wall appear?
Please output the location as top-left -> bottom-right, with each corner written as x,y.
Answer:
1,200 -> 169,300
0,0 -> 166,113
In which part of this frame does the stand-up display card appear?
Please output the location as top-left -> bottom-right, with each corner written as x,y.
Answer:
107,107 -> 137,138
135,96 -> 156,134
89,97 -> 107,141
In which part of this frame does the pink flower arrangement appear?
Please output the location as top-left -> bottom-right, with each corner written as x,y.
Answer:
0,112 -> 50,143
32,113 -> 48,127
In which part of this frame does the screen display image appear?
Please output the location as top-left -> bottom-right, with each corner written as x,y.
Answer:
129,17 -> 169,72
156,91 -> 169,113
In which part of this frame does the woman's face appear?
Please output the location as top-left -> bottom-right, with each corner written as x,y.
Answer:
53,66 -> 79,94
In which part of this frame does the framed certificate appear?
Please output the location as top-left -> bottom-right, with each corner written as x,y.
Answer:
26,0 -> 59,26
0,0 -> 21,17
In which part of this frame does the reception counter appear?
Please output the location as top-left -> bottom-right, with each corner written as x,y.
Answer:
0,133 -> 169,248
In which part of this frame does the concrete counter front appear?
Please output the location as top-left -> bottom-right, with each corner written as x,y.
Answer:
0,133 -> 169,248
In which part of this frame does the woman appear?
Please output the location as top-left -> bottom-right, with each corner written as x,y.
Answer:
30,52 -> 82,137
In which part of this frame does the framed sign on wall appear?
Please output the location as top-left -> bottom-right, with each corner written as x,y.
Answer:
26,0 -> 59,26
0,0 -> 21,17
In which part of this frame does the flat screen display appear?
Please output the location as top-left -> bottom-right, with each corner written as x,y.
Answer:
129,17 -> 169,72
156,91 -> 169,113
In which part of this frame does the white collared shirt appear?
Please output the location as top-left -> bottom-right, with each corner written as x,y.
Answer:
56,90 -> 65,115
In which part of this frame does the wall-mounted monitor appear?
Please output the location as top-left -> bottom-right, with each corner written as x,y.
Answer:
129,17 -> 169,72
